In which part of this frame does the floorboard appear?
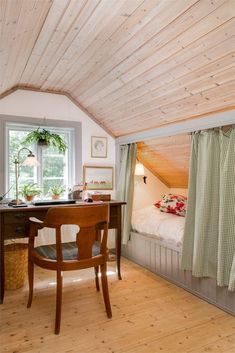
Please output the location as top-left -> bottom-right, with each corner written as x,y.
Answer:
1,258 -> 234,353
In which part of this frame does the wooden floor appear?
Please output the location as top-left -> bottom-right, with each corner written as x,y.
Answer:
1,258 -> 235,353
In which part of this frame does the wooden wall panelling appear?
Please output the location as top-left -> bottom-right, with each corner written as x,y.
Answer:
0,0 -> 24,91
90,33 -> 234,119
6,0 -> 53,89
90,31 -> 234,128
123,232 -> 235,317
40,0 -> 134,90
20,0 -> 88,86
47,0 -> 147,91
0,0 -> 234,141
94,48 -> 235,118
77,0 -> 230,107
87,49 -> 234,135
75,0 -> 211,105
64,0 -> 173,93
0,0 -> 52,93
102,78 -> 235,136
111,77 -> 235,125
137,134 -> 191,188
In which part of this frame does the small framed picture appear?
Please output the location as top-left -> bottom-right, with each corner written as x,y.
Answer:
83,166 -> 113,190
91,136 -> 107,158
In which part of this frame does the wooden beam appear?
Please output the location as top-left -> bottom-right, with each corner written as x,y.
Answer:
116,107 -> 235,144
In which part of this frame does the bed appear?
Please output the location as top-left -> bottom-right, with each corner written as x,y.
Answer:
122,205 -> 235,316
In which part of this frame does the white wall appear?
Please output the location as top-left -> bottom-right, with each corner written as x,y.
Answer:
0,90 -> 115,167
0,90 -> 116,196
133,169 -> 188,211
133,166 -> 169,210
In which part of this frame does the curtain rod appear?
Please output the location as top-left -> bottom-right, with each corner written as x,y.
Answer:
189,124 -> 234,135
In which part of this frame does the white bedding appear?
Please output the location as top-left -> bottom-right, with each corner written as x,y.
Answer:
131,206 -> 185,248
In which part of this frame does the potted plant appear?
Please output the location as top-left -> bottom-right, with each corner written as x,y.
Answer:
23,128 -> 67,153
19,183 -> 41,202
49,185 -> 66,200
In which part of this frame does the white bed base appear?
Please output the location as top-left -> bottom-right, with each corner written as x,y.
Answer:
122,231 -> 235,316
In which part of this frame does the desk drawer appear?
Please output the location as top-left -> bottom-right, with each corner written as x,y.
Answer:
4,224 -> 27,239
4,211 -> 46,224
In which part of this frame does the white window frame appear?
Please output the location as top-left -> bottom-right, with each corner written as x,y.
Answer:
5,122 -> 75,198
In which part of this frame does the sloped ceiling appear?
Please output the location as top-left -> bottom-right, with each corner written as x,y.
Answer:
137,134 -> 191,188
0,0 -> 234,187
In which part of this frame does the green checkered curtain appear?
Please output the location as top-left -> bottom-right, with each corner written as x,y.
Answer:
181,127 -> 235,291
116,143 -> 137,244
218,127 -> 235,290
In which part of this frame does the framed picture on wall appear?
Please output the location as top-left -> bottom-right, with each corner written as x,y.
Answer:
83,166 -> 113,190
91,136 -> 107,158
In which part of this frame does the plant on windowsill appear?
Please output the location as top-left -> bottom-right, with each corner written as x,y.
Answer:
19,183 -> 42,202
22,128 -> 67,153
49,185 -> 66,200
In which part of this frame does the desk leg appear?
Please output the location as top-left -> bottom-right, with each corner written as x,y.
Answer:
115,206 -> 122,280
0,268 -> 3,304
0,221 -> 4,303
116,229 -> 122,280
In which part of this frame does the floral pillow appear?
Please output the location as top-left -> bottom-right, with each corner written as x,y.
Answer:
154,194 -> 187,217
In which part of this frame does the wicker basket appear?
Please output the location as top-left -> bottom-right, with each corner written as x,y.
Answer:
4,243 -> 28,290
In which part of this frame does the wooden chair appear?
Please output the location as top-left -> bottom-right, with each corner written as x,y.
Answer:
27,204 -> 112,334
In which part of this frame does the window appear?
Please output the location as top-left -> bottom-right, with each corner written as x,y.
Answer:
5,123 -> 75,199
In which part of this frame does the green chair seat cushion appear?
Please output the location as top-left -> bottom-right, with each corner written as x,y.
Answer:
34,241 -> 101,260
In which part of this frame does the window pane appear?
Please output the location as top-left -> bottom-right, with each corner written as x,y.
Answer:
43,179 -> 65,196
7,124 -> 72,199
8,130 -> 36,197
43,155 -> 65,178
41,137 -> 67,197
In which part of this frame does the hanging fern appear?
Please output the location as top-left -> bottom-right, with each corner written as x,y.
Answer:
22,128 -> 67,154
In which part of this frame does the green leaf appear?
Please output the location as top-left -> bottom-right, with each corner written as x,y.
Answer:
22,128 -> 67,154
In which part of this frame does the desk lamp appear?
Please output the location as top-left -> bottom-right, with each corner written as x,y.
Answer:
8,147 -> 40,207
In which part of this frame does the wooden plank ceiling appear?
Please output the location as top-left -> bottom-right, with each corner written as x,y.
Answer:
137,134 -> 191,188
0,0 -> 234,187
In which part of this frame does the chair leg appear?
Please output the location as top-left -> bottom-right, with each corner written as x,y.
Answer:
94,266 -> 100,291
55,270 -> 63,334
100,263 -> 112,318
27,256 -> 34,308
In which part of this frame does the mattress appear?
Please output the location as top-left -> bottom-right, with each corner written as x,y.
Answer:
131,206 -> 185,249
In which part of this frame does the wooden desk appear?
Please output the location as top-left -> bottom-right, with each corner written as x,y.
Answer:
0,200 -> 126,303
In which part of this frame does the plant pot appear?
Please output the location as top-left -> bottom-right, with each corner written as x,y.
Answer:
52,195 -> 60,200
37,139 -> 48,148
25,195 -> 34,202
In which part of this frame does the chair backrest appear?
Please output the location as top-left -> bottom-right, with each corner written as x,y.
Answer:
42,204 -> 109,261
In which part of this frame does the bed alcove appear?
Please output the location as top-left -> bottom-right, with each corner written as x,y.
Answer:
120,124 -> 235,317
